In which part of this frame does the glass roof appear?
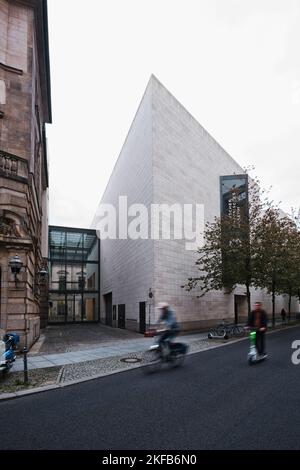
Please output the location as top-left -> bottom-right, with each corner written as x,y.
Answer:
49,227 -> 98,262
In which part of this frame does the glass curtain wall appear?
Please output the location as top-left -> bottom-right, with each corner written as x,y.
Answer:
48,227 -> 100,323
220,174 -> 249,218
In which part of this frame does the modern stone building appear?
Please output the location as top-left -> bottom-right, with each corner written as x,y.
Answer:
0,0 -> 51,346
92,75 -> 298,332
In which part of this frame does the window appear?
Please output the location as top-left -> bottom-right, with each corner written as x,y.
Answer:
48,227 -> 100,323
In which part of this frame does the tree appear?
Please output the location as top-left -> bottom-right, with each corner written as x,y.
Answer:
276,213 -> 300,320
183,173 -> 270,316
252,208 -> 298,326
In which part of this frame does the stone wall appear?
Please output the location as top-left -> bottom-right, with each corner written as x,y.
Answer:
92,78 -> 154,331
93,75 -> 299,333
152,76 -> 298,327
0,0 -> 51,347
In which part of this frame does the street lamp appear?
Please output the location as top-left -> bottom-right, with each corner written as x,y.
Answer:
38,267 -> 48,281
9,254 -> 23,286
9,254 -> 28,383
35,267 -> 48,294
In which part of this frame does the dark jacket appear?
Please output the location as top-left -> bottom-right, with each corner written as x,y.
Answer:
247,310 -> 268,329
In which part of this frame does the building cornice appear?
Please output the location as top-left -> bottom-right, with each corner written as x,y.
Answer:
0,61 -> 23,75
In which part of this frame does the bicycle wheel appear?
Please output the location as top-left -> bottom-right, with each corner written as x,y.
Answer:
170,351 -> 186,368
141,349 -> 161,374
226,326 -> 235,337
233,325 -> 245,337
216,326 -> 226,337
208,327 -> 217,338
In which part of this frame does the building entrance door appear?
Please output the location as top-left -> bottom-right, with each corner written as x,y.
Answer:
104,293 -> 112,326
139,302 -> 146,334
234,295 -> 247,323
118,304 -> 126,329
67,294 -> 82,322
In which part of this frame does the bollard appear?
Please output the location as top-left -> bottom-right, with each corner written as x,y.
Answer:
23,346 -> 28,384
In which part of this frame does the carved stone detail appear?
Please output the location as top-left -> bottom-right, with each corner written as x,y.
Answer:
0,212 -> 31,239
0,216 -> 20,237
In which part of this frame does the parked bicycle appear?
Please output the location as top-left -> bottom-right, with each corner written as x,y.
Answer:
142,329 -> 188,373
208,319 -> 245,339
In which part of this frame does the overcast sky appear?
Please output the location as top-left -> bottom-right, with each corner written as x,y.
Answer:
47,0 -> 300,229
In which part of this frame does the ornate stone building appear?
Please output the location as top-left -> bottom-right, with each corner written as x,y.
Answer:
0,0 -> 51,347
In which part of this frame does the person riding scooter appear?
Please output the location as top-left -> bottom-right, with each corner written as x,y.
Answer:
246,302 -> 268,358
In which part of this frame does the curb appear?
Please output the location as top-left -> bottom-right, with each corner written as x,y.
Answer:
1,323 -> 299,402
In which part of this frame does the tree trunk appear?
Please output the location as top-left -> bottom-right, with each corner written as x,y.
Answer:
288,292 -> 292,321
272,281 -> 276,327
246,280 -> 251,320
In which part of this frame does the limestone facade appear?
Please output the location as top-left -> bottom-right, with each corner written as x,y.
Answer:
0,0 -> 51,347
93,76 -> 298,331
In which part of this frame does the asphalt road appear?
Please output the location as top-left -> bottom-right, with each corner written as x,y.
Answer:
1,326 -> 300,450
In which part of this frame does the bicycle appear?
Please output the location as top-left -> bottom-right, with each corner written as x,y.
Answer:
208,319 -> 230,338
208,320 -> 245,339
142,329 -> 188,373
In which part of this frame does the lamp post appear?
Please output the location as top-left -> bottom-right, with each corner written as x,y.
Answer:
23,300 -> 28,384
8,257 -> 48,384
9,254 -> 28,383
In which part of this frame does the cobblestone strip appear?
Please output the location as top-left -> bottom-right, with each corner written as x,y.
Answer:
60,338 -> 216,383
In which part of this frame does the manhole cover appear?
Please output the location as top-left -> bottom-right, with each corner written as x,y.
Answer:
120,357 -> 141,363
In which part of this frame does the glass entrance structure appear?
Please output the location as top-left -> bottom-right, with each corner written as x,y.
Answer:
48,226 -> 100,323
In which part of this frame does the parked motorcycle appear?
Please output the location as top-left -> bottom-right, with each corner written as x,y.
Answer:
0,333 -> 20,375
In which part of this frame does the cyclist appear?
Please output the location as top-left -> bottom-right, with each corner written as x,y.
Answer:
156,302 -> 180,353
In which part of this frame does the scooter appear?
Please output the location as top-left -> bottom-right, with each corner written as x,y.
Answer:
0,333 -> 20,375
246,329 -> 268,365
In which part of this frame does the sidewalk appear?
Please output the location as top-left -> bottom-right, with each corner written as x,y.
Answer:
13,332 -> 209,372
0,330 -> 213,397
11,319 -> 298,372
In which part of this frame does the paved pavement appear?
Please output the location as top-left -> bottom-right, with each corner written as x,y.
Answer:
12,320 -> 295,372
1,325 -> 300,450
13,332 -> 208,371
29,323 -> 143,354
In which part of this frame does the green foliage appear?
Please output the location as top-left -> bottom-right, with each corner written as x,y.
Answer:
183,172 -> 300,320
